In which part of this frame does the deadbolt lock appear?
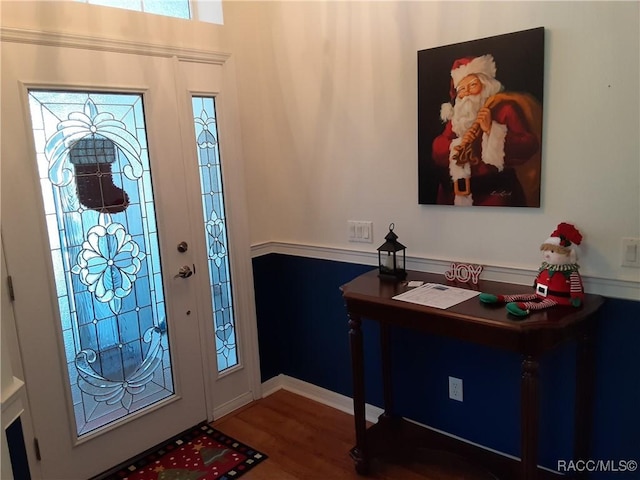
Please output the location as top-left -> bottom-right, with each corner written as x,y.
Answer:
175,265 -> 195,279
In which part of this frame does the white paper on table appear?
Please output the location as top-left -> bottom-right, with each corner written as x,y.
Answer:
392,283 -> 480,309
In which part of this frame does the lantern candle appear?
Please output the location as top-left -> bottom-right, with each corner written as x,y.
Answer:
377,223 -> 407,280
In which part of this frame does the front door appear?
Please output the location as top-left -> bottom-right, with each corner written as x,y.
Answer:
1,37 -> 259,480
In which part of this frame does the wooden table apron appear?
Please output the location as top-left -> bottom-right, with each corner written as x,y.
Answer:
341,269 -> 604,480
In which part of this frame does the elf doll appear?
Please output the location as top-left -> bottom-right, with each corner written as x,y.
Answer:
479,223 -> 585,317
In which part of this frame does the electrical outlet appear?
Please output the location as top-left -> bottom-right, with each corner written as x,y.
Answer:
449,376 -> 463,402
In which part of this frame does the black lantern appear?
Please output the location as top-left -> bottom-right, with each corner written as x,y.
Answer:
377,223 -> 406,280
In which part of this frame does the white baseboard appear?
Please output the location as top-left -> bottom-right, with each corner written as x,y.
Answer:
213,390 -> 255,420
261,374 -> 383,423
261,374 -> 562,476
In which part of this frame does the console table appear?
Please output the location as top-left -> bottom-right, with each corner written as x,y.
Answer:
341,269 -> 604,480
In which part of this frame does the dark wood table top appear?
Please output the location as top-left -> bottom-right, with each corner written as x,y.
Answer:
341,269 -> 605,354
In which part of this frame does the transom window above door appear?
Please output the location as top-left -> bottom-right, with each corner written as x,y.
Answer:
74,0 -> 223,24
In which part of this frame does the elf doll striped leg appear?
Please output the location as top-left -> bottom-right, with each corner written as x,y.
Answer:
479,293 -> 538,304
479,292 -> 557,318
506,298 -> 558,317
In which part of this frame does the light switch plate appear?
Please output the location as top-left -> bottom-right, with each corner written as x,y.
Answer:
348,221 -> 373,243
621,238 -> 640,267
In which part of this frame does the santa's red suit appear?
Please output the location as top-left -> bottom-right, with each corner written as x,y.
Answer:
432,99 -> 539,206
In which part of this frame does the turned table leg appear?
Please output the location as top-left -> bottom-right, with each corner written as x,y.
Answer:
380,322 -> 394,418
349,312 -> 369,474
521,355 -> 539,480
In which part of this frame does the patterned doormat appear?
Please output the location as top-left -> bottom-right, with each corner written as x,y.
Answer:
98,422 -> 268,480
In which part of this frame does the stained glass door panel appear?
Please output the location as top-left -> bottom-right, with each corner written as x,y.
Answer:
28,91 -> 174,435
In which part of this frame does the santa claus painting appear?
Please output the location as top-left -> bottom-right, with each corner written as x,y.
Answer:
418,28 -> 544,207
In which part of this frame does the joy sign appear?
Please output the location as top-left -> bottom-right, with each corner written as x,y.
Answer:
444,262 -> 483,285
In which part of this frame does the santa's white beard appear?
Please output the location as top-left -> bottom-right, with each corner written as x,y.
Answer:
450,92 -> 490,137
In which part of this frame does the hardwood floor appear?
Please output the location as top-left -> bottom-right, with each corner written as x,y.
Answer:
212,389 -> 498,480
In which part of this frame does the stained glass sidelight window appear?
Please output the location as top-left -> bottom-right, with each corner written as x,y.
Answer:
191,97 -> 238,372
28,91 -> 174,436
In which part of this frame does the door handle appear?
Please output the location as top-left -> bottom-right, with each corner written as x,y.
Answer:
175,264 -> 195,279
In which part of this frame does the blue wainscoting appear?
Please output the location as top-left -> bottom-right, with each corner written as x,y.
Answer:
252,253 -> 640,478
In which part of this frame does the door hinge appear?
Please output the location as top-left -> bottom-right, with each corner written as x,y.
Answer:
34,437 -> 41,461
7,275 -> 15,301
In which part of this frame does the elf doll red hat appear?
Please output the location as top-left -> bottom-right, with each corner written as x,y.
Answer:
540,222 -> 583,264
